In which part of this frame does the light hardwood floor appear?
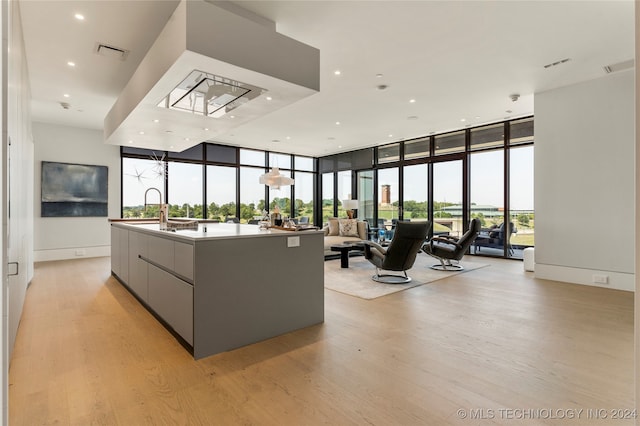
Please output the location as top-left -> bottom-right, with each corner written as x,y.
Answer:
9,256 -> 634,425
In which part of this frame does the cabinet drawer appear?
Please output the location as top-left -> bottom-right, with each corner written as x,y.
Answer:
148,264 -> 193,345
174,241 -> 194,280
147,235 -> 174,269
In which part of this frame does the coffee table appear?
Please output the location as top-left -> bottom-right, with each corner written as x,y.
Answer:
330,242 -> 365,268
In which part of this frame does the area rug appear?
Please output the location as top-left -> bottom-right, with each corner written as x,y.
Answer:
324,255 -> 488,300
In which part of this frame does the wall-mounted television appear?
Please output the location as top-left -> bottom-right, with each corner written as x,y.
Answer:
41,161 -> 108,217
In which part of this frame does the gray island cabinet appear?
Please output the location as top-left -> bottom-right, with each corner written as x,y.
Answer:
110,222 -> 324,359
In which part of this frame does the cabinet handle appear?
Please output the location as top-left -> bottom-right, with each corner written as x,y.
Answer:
7,262 -> 18,276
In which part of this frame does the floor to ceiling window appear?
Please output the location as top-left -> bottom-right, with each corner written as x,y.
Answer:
377,167 -> 399,224
469,150 -> 504,256
206,165 -> 236,221
121,144 -> 316,224
433,160 -> 462,237
337,170 -> 352,218
321,173 -> 334,223
239,167 -> 265,223
402,164 -> 428,222
509,145 -> 535,258
357,170 -> 374,226
294,171 -> 315,224
168,162 -> 203,218
122,157 -> 165,218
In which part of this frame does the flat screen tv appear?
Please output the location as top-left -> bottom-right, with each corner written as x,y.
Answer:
41,161 -> 108,217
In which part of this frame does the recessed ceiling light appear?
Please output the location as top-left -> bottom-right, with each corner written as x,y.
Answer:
388,134 -> 393,138
334,70 -> 341,76
153,119 -> 159,123
203,127 -> 209,131
409,99 -> 416,103
265,96 -> 272,101
138,131 -> 145,135
184,137 -> 190,141
229,115 -> 235,119
67,61 -> 76,67
128,140 -> 133,144
338,145 -> 342,148
475,116 -> 480,120
170,145 -> 174,149
335,121 -> 341,125
63,94 -> 70,98
460,118 -> 466,122
74,13 -> 85,20
286,136 -> 291,140
376,73 -> 384,78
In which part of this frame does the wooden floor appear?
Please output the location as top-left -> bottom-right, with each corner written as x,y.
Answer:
9,256 -> 634,425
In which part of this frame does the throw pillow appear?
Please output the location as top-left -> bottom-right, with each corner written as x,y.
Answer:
327,217 -> 340,236
338,218 -> 359,237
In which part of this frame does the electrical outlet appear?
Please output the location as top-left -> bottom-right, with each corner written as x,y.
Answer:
287,236 -> 300,248
592,274 -> 609,284
75,249 -> 86,256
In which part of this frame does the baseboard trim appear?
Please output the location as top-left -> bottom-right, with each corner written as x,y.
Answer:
535,263 -> 634,292
34,246 -> 111,262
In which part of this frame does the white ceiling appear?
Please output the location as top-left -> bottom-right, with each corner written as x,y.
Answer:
19,0 -> 635,157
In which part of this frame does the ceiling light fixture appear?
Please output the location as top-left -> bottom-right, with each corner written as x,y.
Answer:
409,99 -> 416,103
74,13 -> 85,20
63,94 -> 70,98
510,94 -> 520,102
153,119 -> 159,123
67,61 -> 76,67
259,167 -> 294,190
334,70 -> 341,75
335,121 -> 341,125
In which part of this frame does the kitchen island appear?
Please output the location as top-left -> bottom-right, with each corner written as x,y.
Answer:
110,222 -> 324,359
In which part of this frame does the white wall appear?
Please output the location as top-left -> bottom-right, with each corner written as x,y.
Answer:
535,70 -> 635,291
33,122 -> 120,261
3,0 -> 35,423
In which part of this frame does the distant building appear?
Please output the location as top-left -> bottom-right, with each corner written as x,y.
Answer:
381,185 -> 390,204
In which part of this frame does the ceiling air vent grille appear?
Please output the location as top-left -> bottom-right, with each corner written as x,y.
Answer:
603,59 -> 634,74
543,58 -> 571,69
95,42 -> 129,61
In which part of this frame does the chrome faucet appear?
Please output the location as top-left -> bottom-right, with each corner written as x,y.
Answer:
144,187 -> 162,211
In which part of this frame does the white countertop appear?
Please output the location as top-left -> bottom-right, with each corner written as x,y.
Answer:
111,222 -> 323,242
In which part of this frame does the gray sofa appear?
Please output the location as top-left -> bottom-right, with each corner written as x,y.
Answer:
322,218 -> 368,256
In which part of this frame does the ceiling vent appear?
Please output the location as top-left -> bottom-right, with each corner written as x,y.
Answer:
543,58 -> 571,69
603,59 -> 634,74
95,42 -> 129,61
